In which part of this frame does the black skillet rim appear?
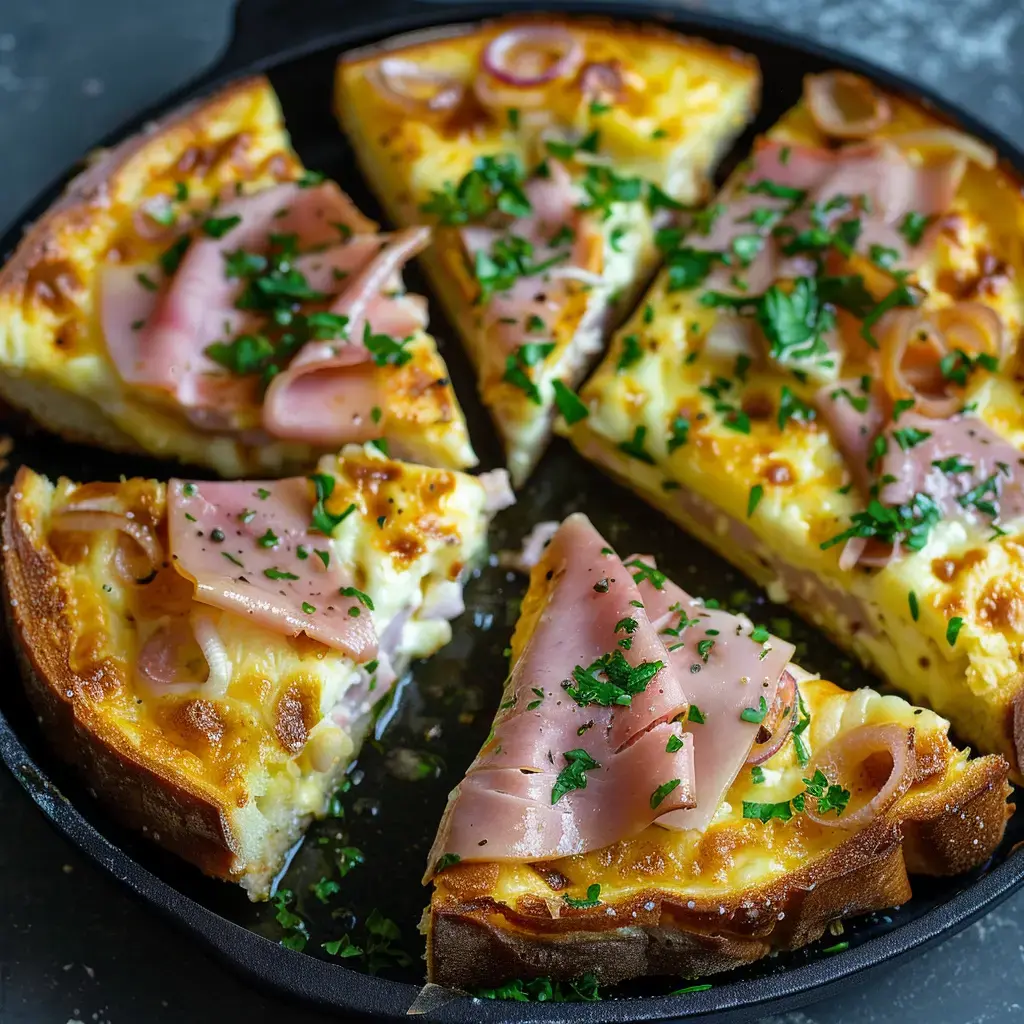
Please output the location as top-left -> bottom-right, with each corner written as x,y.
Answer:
1,1 -> 1023,1021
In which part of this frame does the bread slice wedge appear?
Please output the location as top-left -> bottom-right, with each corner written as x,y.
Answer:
336,16 -> 760,485
560,70 -> 1024,777
3,446 -> 511,898
424,514 -> 1010,991
0,76 -> 476,478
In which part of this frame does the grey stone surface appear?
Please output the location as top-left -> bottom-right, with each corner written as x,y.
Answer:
1,1 -> 1023,1022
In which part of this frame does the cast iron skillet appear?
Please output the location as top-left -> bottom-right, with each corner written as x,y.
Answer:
1,1 -> 1023,1021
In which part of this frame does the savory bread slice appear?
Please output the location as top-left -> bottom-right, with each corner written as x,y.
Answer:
3,445 -> 511,898
336,17 -> 760,485
425,514 -> 1010,991
560,70 -> 1024,776
0,76 -> 476,478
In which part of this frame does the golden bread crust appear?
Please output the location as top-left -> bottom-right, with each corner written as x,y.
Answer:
428,752 -> 1010,988
2,467 -> 241,879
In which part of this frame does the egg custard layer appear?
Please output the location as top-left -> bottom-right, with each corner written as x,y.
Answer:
3,446 -> 499,897
563,76 -> 1024,775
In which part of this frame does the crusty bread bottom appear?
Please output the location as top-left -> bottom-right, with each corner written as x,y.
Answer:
427,753 -> 1010,988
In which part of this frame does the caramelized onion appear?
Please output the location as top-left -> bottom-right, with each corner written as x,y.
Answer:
805,723 -> 916,829
481,26 -> 584,88
50,508 -> 163,577
747,671 -> 798,765
369,58 -> 465,115
887,128 -> 997,170
191,610 -> 232,698
136,619 -> 203,695
805,72 -> 892,139
879,303 -> 1005,419
578,60 -> 626,105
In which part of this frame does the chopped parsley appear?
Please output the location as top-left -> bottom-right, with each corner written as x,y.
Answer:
363,322 -> 413,368
908,590 -> 919,621
322,935 -> 362,958
751,765 -> 766,785
339,586 -> 374,610
475,974 -> 600,1003
666,733 -> 687,752
502,342 -> 555,404
551,749 -> 602,804
667,415 -> 690,453
740,695 -> 768,724
899,211 -> 931,246
743,769 -> 850,823
564,651 -> 663,707
202,215 -> 242,238
747,484 -> 764,518
618,425 -> 655,464
552,380 -> 589,424
946,616 -> 964,646
264,567 -> 299,581
257,528 -> 279,548
544,128 -> 600,161
687,705 -> 706,725
563,883 -> 601,909
432,853 -> 461,874
821,493 -> 941,555
626,557 -> 666,589
421,153 -> 531,224
893,426 -> 932,450
308,473 -> 356,535
617,333 -> 643,372
777,385 -> 816,430
473,233 -> 569,302
577,164 -> 643,220
650,779 -> 682,809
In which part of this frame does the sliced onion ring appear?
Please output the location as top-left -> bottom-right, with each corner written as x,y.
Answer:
878,310 -> 961,419
369,58 -> 465,115
578,60 -> 625,104
804,723 -> 916,830
50,508 -> 163,577
191,610 -> 232,699
887,128 -> 997,170
746,671 -> 798,765
805,72 -> 892,139
136,619 -> 203,695
482,26 -> 584,88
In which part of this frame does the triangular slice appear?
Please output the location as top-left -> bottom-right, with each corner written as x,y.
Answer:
336,17 -> 760,484
425,515 -> 1009,993
0,76 -> 476,477
3,445 -> 512,897
561,70 -> 1024,776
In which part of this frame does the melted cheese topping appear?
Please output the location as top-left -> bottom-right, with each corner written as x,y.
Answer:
19,446 -> 492,892
336,19 -> 760,481
565,89 -> 1024,766
0,77 -> 474,477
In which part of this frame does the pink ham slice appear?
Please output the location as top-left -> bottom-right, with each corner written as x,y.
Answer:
101,181 -> 431,446
879,412 -> 1024,521
636,568 -> 796,833
260,228 -> 431,446
167,478 -> 376,662
428,722 -> 693,868
815,378 -> 887,494
426,514 -> 695,870
459,161 -> 601,363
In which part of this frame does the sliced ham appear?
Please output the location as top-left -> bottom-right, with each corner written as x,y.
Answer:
166,478 -> 377,662
879,412 -> 1024,522
426,514 -> 695,869
459,161 -> 602,362
101,180 -> 430,447
634,570 -> 796,833
428,723 -> 693,868
815,378 -> 888,494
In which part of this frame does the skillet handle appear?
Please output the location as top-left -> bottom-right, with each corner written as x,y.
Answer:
215,0 -> 436,76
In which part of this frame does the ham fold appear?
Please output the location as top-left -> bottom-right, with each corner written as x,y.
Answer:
426,514 -> 796,876
101,180 -> 428,447
167,478 -> 376,662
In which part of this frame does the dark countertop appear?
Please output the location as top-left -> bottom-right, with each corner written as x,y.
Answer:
1,2 -> 1024,1022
